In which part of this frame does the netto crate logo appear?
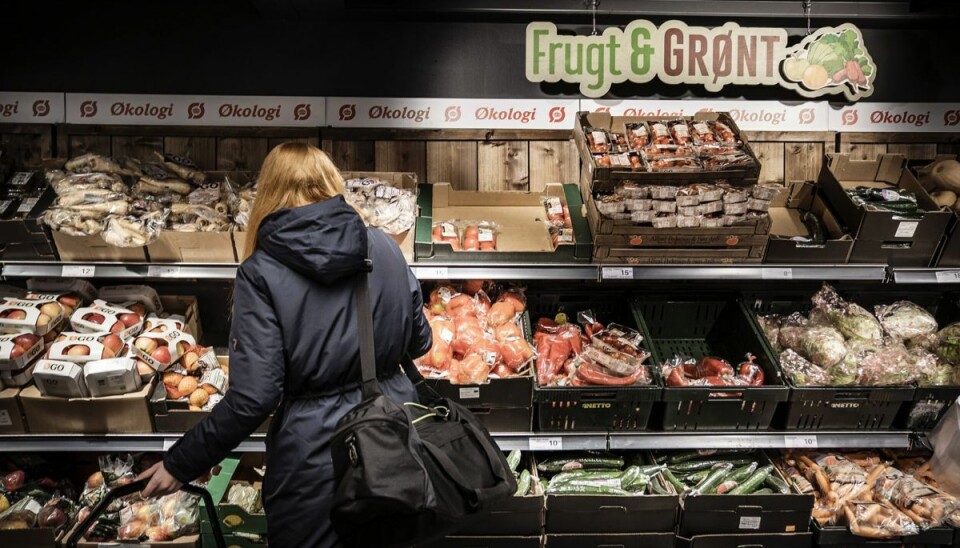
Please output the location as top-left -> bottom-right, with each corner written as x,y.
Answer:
338,104 -> 356,121
944,110 -> 960,127
840,109 -> 858,126
79,100 -> 98,118
581,402 -> 613,409
830,402 -> 862,409
32,100 -> 50,117
293,103 -> 312,121
187,102 -> 205,119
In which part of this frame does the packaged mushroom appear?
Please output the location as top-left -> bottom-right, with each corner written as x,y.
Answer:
45,332 -> 127,364
70,300 -> 144,339
615,181 -> 648,199
625,199 -> 652,211
0,297 -> 65,336
132,330 -> 198,373
0,331 -> 44,369
596,195 -> 626,216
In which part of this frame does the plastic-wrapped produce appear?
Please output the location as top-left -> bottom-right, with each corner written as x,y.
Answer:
830,350 -> 860,385
875,301 -> 938,341
343,177 -> 417,235
907,332 -> 939,353
779,349 -> 832,385
778,324 -> 847,368
102,211 -> 167,247
935,322 -> 960,365
812,284 -> 883,341
757,314 -> 782,351
846,339 -> 914,385
226,484 -> 263,515
844,500 -> 920,539
875,466 -> 959,529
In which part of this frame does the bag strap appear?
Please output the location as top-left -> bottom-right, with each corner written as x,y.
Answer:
355,258 -> 381,399
399,354 -> 443,405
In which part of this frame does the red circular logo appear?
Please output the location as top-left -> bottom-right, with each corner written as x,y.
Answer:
79,100 -> 98,118
944,110 -> 960,127
841,109 -> 859,126
725,236 -> 740,246
548,107 -> 566,123
338,104 -> 356,121
444,106 -> 461,123
798,108 -> 816,125
629,235 -> 644,246
32,100 -> 50,117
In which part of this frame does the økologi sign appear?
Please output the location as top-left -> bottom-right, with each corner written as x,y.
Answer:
526,21 -> 876,101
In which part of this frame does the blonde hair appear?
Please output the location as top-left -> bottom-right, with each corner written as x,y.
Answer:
243,143 -> 345,260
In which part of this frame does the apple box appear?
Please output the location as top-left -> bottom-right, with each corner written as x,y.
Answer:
0,331 -> 44,370
33,359 -> 89,398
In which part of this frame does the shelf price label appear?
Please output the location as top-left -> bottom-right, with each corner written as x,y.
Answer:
62,265 -> 96,277
162,438 -> 177,451
935,270 -> 960,284
601,267 -> 634,280
761,267 -> 793,280
413,266 -> 449,279
529,437 -> 563,451
147,265 -> 181,278
784,434 -> 818,449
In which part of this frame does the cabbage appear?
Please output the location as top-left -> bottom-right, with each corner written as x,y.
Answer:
807,41 -> 844,74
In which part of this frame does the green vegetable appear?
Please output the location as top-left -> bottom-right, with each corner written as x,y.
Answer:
936,323 -> 960,365
753,488 -> 775,494
715,480 -> 739,494
691,463 -> 734,495
550,470 -> 624,485
807,41 -> 844,75
730,465 -> 775,495
683,470 -> 712,484
538,457 -> 625,473
667,449 -> 751,464
638,464 -> 666,476
515,469 -> 531,496
619,466 -> 642,489
729,462 -> 759,484
507,450 -> 522,473
649,479 -> 668,495
765,474 -> 790,494
546,483 -> 630,496
662,469 -> 686,493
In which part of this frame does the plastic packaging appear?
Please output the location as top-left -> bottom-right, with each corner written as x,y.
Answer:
844,500 -> 920,539
631,210 -> 656,224
653,200 -> 677,214
596,195 -> 626,216
676,215 -> 700,228
625,123 -> 650,150
652,214 -> 678,229
668,120 -> 693,146
875,466 -> 959,529
696,201 -> 724,215
102,211 -> 166,247
777,324 -> 848,368
624,198 -> 652,211
875,301 -> 938,342
724,202 -> 748,215
649,186 -> 679,200
431,220 -> 461,251
344,176 -> 417,235
779,349 -> 832,386
646,156 -> 701,172
616,181 -> 648,199
813,284 -> 884,341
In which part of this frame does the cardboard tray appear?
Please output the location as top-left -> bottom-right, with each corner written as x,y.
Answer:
0,386 -> 27,433
19,378 -> 155,433
199,457 -> 267,536
159,294 -> 203,342
420,536 -> 543,548
150,381 -> 272,434
545,533 -> 676,548
675,532 -> 813,548
52,232 -> 148,262
543,491 -> 680,534
847,238 -> 941,267
765,182 -> 854,264
147,231 -> 237,263
452,455 -> 544,537
575,111 -> 761,193
414,183 -> 593,263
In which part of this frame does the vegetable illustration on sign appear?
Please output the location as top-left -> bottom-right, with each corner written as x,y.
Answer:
779,23 -> 876,101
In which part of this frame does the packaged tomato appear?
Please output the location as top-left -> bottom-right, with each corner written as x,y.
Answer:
625,123 -> 650,150
668,120 -> 693,146
461,221 -> 499,252
431,220 -> 461,251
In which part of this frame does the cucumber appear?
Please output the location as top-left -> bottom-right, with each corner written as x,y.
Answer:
515,469 -> 531,496
638,464 -> 666,476
670,458 -> 754,473
507,450 -> 522,473
691,462 -> 734,495
682,469 -> 711,484
662,468 -> 686,493
619,466 -> 642,489
547,483 -> 630,496
667,449 -> 752,464
753,488 -> 774,494
729,465 -> 774,495
538,457 -> 625,473
649,478 -> 668,495
550,470 -> 624,485
714,480 -> 738,494
728,462 -> 759,484
764,474 -> 790,494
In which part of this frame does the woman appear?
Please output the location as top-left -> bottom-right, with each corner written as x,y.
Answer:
138,143 -> 432,548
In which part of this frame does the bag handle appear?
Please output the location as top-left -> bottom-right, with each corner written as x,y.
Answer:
355,258 -> 381,399
399,354 -> 444,405
65,479 -> 226,548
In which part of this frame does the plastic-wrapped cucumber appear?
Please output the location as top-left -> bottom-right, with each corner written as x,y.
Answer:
662,468 -> 686,493
515,469 -> 532,496
550,470 -> 624,485
728,462 -> 760,484
648,478 -> 668,495
619,466 -> 643,489
729,465 -> 775,495
764,474 -> 790,494
691,463 -> 735,495
672,459 -> 750,473
667,449 -> 753,464
538,456 -> 625,473
507,450 -> 522,473
546,483 -> 630,496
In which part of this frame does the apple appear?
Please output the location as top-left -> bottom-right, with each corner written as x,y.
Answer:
102,335 -> 123,354
9,345 -> 24,360
151,346 -> 172,364
129,304 -> 147,317
39,303 -> 61,319
66,345 -> 90,356
82,313 -> 106,324
36,314 -> 51,327
13,334 -> 39,348
2,310 -> 27,320
118,313 -> 140,328
136,360 -> 155,377
59,296 -> 79,309
109,322 -> 124,334
182,351 -> 199,372
135,337 -> 158,353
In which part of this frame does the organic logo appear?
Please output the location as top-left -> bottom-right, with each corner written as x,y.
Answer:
944,110 -> 960,127
841,109 -> 859,126
32,100 -> 50,117
338,104 -> 356,121
798,108 -> 816,125
187,102 -> 205,119
593,106 -> 611,113
725,236 -> 740,246
548,106 -> 566,123
444,106 -> 461,122
79,101 -> 98,118
293,104 -> 311,121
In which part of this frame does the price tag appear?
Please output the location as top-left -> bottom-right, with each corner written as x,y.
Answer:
602,267 -> 634,280
935,270 -> 960,284
895,221 -> 919,238
761,267 -> 793,280
414,267 -> 449,279
16,197 -> 38,214
459,387 -> 480,400
148,265 -> 181,278
162,438 -> 177,451
784,435 -> 818,449
739,516 -> 762,530
0,410 -> 11,427
62,265 -> 96,277
529,437 -> 563,451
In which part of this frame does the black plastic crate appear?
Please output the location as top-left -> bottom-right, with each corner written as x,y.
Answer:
528,290 -> 660,432
748,289 -> 957,431
814,521 -> 954,547
631,296 -> 788,431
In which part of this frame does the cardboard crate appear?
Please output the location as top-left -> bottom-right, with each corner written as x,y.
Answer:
819,154 -> 950,266
159,294 -> 202,341
545,533 -> 675,548
910,155 -> 960,267
575,111 -> 761,194
451,455 -> 544,537
52,232 -> 148,262
19,378 -> 155,433
425,376 -> 533,432
814,522 -> 954,547
147,231 -> 237,263
420,537 -> 543,548
676,532 -> 813,548
765,182 -> 854,264
200,457 -> 267,537
414,183 -> 593,263
0,387 -> 27,434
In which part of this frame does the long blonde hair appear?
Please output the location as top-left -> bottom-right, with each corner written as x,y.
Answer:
244,143 -> 345,260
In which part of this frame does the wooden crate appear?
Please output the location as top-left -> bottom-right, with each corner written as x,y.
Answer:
56,124 -> 319,170
320,128 -> 579,191
0,123 -> 53,167
743,131 -> 836,185
839,132 -> 960,161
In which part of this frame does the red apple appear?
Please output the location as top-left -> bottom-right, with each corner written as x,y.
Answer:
13,334 -> 39,347
9,345 -> 24,360
101,335 -> 123,354
109,322 -> 124,334
151,346 -> 172,364
118,313 -> 140,328
66,345 -> 90,356
135,337 -> 158,353
83,313 -> 106,324
129,304 -> 147,317
3,310 -> 27,320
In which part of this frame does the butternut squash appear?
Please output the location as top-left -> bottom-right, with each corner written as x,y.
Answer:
918,159 -> 960,193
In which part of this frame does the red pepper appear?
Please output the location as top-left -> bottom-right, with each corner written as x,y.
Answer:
666,367 -> 689,387
536,317 -> 559,334
576,361 -> 647,386
548,338 -> 573,376
682,362 -> 700,379
738,354 -> 764,386
3,470 -> 25,491
536,337 -> 553,385
698,356 -> 734,377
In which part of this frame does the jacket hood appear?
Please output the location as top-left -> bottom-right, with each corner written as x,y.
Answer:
257,195 -> 368,283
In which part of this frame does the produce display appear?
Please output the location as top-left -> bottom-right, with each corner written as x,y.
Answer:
661,354 -> 766,390
431,220 -> 499,251
651,450 -> 784,496
533,311 -> 653,387
543,196 -> 576,248
343,176 -> 416,236
537,453 -> 669,496
758,284 -> 957,386
917,158 -> 960,214
595,182 -> 774,228
505,450 -> 540,497
584,119 -> 756,173
845,187 -> 925,217
415,282 -> 535,384
778,451 -> 960,538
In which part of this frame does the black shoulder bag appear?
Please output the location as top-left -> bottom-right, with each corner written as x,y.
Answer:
330,260 -> 516,547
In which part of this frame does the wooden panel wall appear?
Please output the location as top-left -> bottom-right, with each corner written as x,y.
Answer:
744,131 -> 836,185
0,124 -> 54,167
56,125 -> 319,171
839,133 -> 960,161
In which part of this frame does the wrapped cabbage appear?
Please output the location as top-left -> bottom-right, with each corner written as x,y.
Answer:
907,332 -> 939,353
847,339 -> 914,385
875,301 -> 938,341
936,322 -> 960,365
778,324 -> 847,368
757,313 -> 782,351
812,283 -> 883,341
779,349 -> 831,386
830,351 -> 860,385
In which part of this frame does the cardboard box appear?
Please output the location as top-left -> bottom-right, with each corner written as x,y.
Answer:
678,479 -> 814,535
813,522 -> 953,546
0,528 -> 60,548
72,534 -> 200,547
545,533 -> 675,548
819,154 -> 950,252
0,185 -> 57,261
200,534 -> 264,548
425,375 -> 532,432
52,232 -> 147,262
414,183 -> 592,263
0,387 -> 27,433
676,532 -> 813,548
19,378 -> 155,433
151,381 -> 272,434
575,111 -> 761,193
848,237 -> 941,266
147,231 -> 236,263
200,457 -> 267,537
421,536 -> 542,548
765,182 -> 853,264
159,295 -> 202,342
544,492 -> 679,534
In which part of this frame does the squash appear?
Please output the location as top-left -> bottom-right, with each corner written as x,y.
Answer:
931,190 -> 958,208
918,159 -> 960,193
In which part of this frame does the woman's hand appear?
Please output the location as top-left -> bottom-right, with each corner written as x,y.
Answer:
137,462 -> 183,498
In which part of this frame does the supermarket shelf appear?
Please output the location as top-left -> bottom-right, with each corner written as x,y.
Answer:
409,264 -> 600,281
891,267 -> 960,284
600,264 -> 888,282
1,262 -> 239,280
0,431 -> 914,453
608,431 -> 913,450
